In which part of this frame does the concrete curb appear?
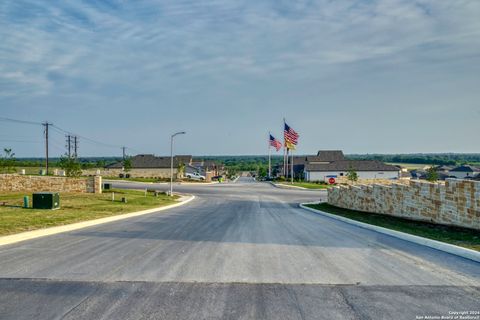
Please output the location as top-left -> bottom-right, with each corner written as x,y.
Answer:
300,202 -> 480,264
0,195 -> 196,248
268,182 -> 306,190
104,180 -> 168,185
179,182 -> 219,185
269,182 -> 328,191
276,183 -> 307,190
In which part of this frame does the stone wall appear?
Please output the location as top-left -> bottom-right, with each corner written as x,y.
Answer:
328,179 -> 480,230
335,177 -> 411,185
0,174 -> 102,194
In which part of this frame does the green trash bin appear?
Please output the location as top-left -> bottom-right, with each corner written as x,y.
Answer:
32,192 -> 60,210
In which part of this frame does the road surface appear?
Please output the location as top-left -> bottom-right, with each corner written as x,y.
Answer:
0,177 -> 478,319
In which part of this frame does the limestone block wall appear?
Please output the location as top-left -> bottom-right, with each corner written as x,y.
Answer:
0,174 -> 102,194
328,179 -> 480,230
335,177 -> 410,185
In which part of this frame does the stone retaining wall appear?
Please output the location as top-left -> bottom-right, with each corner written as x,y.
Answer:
0,174 -> 102,194
328,179 -> 480,230
335,177 -> 411,185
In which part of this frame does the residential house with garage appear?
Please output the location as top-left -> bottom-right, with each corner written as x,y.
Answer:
304,160 -> 400,182
448,165 -> 480,179
186,159 -> 225,181
102,154 -> 193,179
277,150 -> 400,182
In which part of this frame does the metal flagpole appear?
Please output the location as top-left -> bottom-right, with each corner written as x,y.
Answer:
291,148 -> 294,184
283,118 -> 287,177
285,148 -> 289,179
268,132 -> 271,178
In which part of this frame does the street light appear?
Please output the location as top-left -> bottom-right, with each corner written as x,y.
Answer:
170,131 -> 186,196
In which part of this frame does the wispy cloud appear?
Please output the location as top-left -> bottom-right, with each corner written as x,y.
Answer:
1,0 -> 479,155
1,0 -> 478,95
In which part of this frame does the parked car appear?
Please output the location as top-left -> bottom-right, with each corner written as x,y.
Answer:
185,172 -> 206,180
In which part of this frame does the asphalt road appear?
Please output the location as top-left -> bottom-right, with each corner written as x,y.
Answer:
0,177 -> 479,319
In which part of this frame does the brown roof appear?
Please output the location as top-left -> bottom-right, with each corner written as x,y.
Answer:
305,160 -> 400,172
310,150 -> 345,162
281,151 -> 345,167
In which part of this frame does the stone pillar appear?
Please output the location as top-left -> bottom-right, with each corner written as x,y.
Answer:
94,176 -> 102,194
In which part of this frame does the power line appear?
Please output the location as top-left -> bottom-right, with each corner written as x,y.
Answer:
51,124 -> 121,149
0,117 -> 42,126
0,139 -> 42,143
1,116 -> 145,156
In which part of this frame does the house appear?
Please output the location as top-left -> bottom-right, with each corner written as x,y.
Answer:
189,159 -> 225,181
276,150 -> 346,179
448,165 -> 480,179
436,165 -> 454,173
304,160 -> 400,182
276,150 -> 400,181
104,154 -> 193,178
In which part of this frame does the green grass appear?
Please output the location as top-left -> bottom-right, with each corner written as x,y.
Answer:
0,189 -> 177,236
275,181 -> 331,189
306,203 -> 480,251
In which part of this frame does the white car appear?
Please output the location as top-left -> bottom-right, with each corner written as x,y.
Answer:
185,172 -> 206,180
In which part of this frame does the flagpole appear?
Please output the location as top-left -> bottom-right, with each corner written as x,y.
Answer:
286,148 -> 289,179
268,132 -> 271,178
283,118 -> 286,177
291,148 -> 294,184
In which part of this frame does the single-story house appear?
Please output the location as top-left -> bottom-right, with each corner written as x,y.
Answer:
276,150 -> 346,179
103,154 -> 193,178
448,165 -> 480,179
276,150 -> 400,181
304,160 -> 400,182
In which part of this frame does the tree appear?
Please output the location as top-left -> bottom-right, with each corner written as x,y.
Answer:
426,166 -> 438,182
123,158 -> 132,173
258,166 -> 267,178
0,148 -> 17,174
95,159 -> 106,168
58,156 -> 82,177
346,165 -> 358,182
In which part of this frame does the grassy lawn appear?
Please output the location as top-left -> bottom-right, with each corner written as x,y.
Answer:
306,203 -> 480,251
0,189 -> 178,236
276,182 -> 331,189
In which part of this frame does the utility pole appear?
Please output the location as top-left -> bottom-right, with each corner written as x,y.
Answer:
43,122 -> 51,174
66,135 -> 72,158
73,136 -> 78,159
122,146 -> 126,160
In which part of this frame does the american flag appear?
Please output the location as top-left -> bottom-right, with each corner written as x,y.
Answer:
284,122 -> 299,147
269,134 -> 282,151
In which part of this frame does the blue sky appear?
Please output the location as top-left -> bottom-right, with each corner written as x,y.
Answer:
1,0 -> 479,157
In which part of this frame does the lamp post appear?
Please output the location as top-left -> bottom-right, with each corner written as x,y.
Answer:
170,131 -> 186,196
